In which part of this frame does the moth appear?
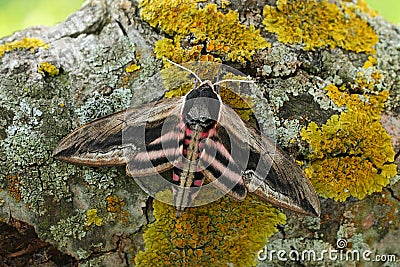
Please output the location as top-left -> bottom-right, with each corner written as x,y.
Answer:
53,61 -> 320,217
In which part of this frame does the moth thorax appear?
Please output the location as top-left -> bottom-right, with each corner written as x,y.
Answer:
184,99 -> 216,128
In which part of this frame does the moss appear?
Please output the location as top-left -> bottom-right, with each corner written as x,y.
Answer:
86,209 -> 103,227
37,62 -> 60,77
140,0 -> 269,63
301,88 -> 397,201
0,37 -> 49,58
262,0 -> 378,53
135,191 -> 286,267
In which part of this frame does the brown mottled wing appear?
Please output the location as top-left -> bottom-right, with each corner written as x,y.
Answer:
217,104 -> 320,217
53,98 -> 181,169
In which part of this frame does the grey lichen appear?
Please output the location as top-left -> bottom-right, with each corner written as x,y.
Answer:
76,87 -> 132,124
49,209 -> 87,250
370,17 -> 400,111
275,118 -> 302,147
258,43 -> 301,78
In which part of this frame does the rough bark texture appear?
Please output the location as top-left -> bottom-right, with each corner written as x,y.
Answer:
0,0 -> 399,266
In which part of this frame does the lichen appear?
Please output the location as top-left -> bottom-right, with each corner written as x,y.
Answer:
301,88 -> 397,201
369,12 -> 400,111
106,195 -> 129,225
140,0 -> 269,63
0,37 -> 49,58
125,63 -> 141,73
49,210 -> 87,249
37,62 -> 60,77
6,174 -> 22,202
76,88 -> 132,124
135,191 -> 286,267
86,208 -> 103,227
0,98 -> 75,214
262,0 -> 378,53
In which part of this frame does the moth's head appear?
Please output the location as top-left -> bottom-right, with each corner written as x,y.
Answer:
190,80 -> 219,99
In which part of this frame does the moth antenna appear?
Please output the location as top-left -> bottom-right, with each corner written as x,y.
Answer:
165,59 -> 203,84
213,79 -> 255,86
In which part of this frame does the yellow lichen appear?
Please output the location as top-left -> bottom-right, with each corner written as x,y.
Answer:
37,62 -> 59,77
135,191 -> 286,267
263,0 -> 378,53
86,209 -> 103,227
301,89 -> 397,201
343,0 -> 378,17
362,56 -> 377,69
0,37 -> 49,58
125,63 -> 141,73
140,0 -> 269,63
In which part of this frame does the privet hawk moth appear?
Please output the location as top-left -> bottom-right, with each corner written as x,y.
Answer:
53,61 -> 320,217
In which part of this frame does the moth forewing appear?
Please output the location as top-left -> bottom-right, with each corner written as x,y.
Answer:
218,104 -> 320,217
53,97 -> 180,167
124,101 -> 183,177
52,109 -> 128,166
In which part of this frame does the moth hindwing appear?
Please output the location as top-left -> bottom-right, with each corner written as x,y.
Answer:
53,61 -> 320,217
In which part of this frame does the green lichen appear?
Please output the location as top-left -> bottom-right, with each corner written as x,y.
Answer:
135,191 -> 286,267
263,0 -> 378,53
0,37 -> 49,58
0,97 -> 76,214
301,88 -> 397,201
37,62 -> 59,77
140,0 -> 269,63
